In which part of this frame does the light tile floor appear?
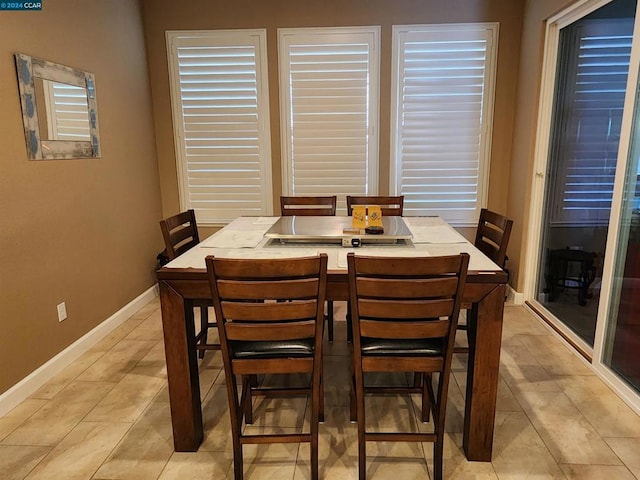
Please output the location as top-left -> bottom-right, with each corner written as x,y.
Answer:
1,299 -> 640,479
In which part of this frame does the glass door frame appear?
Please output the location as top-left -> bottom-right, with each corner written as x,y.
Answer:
523,0 -> 640,414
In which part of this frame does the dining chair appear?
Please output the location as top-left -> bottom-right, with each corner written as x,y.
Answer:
206,254 -> 328,480
280,195 -> 337,216
159,209 -> 219,359
280,195 -> 338,342
474,208 -> 513,271
346,195 -> 404,216
347,252 -> 469,480
454,208 -> 513,354
344,196 -> 405,342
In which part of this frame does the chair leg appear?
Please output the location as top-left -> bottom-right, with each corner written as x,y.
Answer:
421,373 -> 431,423
198,306 -> 208,359
311,371 -> 321,480
412,372 -> 421,388
224,367 -> 244,480
349,345 -> 357,422
319,363 -> 325,423
240,375 -> 253,425
311,426 -> 319,480
355,366 -> 367,480
326,300 -> 334,342
433,437 -> 444,480
432,371 -> 447,480
346,302 -> 353,343
349,380 -> 357,422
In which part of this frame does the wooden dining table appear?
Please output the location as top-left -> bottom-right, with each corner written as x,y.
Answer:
156,216 -> 507,462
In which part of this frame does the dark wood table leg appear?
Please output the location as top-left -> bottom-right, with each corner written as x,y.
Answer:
463,283 -> 505,461
160,281 -> 203,451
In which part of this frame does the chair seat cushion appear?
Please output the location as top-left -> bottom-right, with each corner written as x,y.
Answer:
232,339 -> 315,359
361,337 -> 443,357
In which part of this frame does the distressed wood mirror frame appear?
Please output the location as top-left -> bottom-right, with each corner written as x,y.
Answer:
14,53 -> 101,160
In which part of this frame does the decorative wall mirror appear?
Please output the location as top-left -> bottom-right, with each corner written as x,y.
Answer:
14,53 -> 101,160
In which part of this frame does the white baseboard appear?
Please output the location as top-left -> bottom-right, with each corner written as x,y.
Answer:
0,286 -> 158,418
506,286 -> 524,305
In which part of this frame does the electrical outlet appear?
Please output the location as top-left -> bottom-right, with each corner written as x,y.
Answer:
57,302 -> 67,322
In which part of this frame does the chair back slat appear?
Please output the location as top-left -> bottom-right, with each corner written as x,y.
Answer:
280,196 -> 337,216
171,241 -> 197,259
474,208 -> 513,268
168,227 -> 196,248
358,298 -> 455,320
346,195 -> 404,216
221,300 -> 318,322
355,277 -> 459,298
479,208 -> 511,229
225,321 -> 316,341
211,256 -> 322,278
480,223 -> 506,247
353,255 -> 460,276
476,241 -> 500,264
159,209 -> 200,260
217,278 -> 320,300
162,210 -> 196,231
362,356 -> 443,373
360,319 -> 450,339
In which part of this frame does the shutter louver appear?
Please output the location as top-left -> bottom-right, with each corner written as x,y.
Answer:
391,25 -> 498,226
279,28 -> 380,214
167,31 -> 272,225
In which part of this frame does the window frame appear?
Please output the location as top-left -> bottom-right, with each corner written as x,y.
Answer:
166,29 -> 273,226
390,23 -> 498,226
278,26 -> 381,214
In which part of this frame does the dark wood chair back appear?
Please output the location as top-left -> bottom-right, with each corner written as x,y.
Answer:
280,196 -> 337,216
455,209 -> 513,356
347,252 -> 469,480
159,209 -> 200,260
474,208 -> 513,269
346,195 -> 404,216
160,209 -> 219,358
206,254 -> 328,480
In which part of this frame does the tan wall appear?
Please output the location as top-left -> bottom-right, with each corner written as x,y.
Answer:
142,0 -> 525,241
507,0 -> 577,290
0,1 -> 162,394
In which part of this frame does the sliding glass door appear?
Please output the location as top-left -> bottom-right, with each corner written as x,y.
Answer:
534,0 -> 636,348
530,0 -> 640,411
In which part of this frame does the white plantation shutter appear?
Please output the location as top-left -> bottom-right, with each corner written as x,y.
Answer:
391,24 -> 498,226
550,19 -> 634,225
43,80 -> 90,140
279,27 -> 380,215
166,30 -> 272,225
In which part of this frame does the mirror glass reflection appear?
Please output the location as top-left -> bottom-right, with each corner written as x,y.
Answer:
34,78 -> 91,141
